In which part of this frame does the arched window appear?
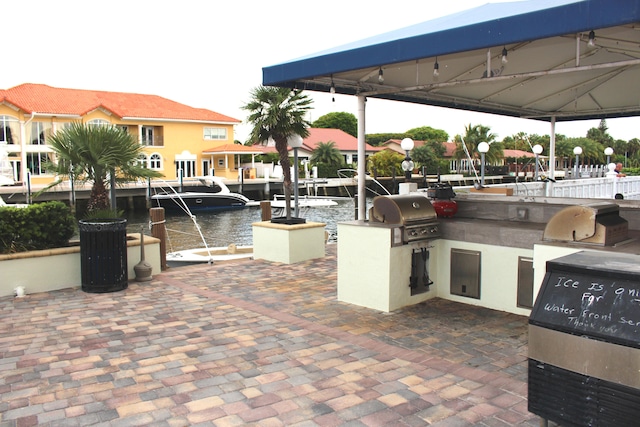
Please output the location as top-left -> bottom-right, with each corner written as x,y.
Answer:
0,115 -> 19,144
150,153 -> 162,170
138,153 -> 149,168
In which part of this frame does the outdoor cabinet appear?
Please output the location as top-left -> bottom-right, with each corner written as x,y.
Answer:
450,248 -> 480,299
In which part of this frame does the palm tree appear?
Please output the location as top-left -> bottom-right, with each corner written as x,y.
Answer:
311,141 -> 343,165
45,122 -> 162,213
243,86 -> 312,222
454,124 -> 499,173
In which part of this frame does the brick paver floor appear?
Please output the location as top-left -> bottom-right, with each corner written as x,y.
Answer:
0,245 -> 543,426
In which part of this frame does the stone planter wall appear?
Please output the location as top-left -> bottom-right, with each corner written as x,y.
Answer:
0,233 -> 161,297
252,221 -> 326,264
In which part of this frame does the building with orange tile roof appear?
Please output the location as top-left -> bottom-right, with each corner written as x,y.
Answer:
260,128 -> 381,165
0,83 -> 244,185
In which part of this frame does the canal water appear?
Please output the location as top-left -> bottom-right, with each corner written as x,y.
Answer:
124,198 -> 370,252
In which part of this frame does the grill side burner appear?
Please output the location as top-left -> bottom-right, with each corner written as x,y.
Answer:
369,195 -> 441,244
543,203 -> 628,246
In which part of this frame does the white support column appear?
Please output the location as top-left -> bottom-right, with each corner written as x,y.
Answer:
19,120 -> 28,187
357,95 -> 366,220
549,116 -> 556,179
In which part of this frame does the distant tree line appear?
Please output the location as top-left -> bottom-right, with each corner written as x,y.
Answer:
244,106 -> 640,177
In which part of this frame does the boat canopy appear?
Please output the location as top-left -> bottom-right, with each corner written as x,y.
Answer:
263,0 -> 640,122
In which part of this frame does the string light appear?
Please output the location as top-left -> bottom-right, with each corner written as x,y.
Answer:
501,47 -> 508,64
330,77 -> 336,102
433,58 -> 440,77
588,30 -> 596,47
378,68 -> 384,84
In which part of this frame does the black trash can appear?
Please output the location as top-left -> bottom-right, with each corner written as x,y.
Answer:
79,218 -> 128,293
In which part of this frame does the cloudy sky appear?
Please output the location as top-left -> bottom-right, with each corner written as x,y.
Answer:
4,0 -> 638,143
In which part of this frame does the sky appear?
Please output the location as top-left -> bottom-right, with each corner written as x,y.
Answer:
4,0 -> 638,144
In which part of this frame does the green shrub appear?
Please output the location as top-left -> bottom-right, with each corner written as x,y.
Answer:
0,201 -> 75,254
313,162 -> 348,178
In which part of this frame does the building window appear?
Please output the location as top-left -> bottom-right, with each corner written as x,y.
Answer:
204,127 -> 227,140
176,160 -> 195,177
150,153 -> 162,170
29,122 -> 52,145
138,153 -> 148,168
0,115 -> 19,144
142,126 -> 154,146
88,119 -> 110,127
217,158 -> 225,167
26,152 -> 50,175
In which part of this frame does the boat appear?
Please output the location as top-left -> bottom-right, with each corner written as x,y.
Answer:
0,196 -> 28,208
151,176 -> 251,212
166,244 -> 253,266
270,195 -> 338,217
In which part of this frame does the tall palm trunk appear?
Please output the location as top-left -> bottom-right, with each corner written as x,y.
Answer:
88,179 -> 110,212
275,137 -> 293,220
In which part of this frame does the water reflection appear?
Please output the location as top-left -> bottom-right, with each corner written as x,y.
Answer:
125,198 -> 369,252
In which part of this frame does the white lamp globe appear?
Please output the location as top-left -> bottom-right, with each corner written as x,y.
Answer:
478,142 -> 490,153
400,138 -> 414,151
287,134 -> 304,148
532,144 -> 543,155
573,146 -> 583,155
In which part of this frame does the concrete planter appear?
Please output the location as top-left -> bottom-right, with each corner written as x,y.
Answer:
252,221 -> 326,264
0,233 -> 161,298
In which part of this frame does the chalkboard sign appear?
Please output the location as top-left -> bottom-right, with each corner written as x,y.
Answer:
530,251 -> 640,349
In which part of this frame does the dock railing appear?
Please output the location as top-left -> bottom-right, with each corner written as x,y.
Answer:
454,176 -> 640,200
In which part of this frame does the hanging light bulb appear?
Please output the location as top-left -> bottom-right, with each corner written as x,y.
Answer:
588,30 -> 596,47
501,47 -> 508,64
433,58 -> 440,77
330,77 -> 336,102
378,68 -> 384,84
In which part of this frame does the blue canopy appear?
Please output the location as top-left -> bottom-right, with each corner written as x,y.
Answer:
263,0 -> 640,121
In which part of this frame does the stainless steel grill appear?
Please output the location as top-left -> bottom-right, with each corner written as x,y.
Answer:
369,194 -> 440,244
543,202 -> 628,246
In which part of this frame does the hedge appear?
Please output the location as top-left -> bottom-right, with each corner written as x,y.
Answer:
0,201 -> 75,254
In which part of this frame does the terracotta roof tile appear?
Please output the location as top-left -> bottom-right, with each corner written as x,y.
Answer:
303,128 -> 379,152
503,149 -> 536,158
0,83 -> 240,123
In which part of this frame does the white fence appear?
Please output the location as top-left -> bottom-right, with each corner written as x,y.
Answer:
458,176 -> 640,200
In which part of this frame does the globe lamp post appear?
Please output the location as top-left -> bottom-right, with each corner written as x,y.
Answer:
604,147 -> 613,165
573,146 -> 583,179
288,134 -> 304,218
400,138 -> 414,181
532,144 -> 543,181
478,142 -> 490,186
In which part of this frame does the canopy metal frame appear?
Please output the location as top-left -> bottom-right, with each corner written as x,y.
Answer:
262,0 -> 640,218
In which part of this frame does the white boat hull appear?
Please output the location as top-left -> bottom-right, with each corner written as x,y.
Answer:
167,245 -> 253,264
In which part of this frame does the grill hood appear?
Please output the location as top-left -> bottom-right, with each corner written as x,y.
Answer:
370,194 -> 437,225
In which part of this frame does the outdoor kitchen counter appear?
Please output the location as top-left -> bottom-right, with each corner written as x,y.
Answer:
438,216 -> 640,254
437,217 -> 545,250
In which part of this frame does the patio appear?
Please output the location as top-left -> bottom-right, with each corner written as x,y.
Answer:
0,245 -> 542,426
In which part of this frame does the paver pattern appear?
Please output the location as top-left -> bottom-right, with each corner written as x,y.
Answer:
0,245 -> 542,426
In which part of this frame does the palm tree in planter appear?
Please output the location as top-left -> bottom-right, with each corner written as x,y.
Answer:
45,122 -> 162,214
44,122 -> 163,293
243,86 -> 312,224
